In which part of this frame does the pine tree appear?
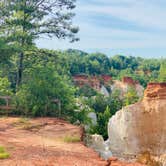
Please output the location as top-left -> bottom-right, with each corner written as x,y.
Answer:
0,0 -> 79,87
0,38 -> 15,63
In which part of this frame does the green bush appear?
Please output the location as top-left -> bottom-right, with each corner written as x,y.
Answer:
0,77 -> 12,96
70,98 -> 93,126
123,86 -> 139,106
90,106 -> 112,140
15,64 -> 76,117
76,84 -> 97,97
0,77 -> 13,106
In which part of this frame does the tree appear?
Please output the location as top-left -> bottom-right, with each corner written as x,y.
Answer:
90,106 -> 112,140
123,86 -> 139,106
0,0 -> 79,87
89,94 -> 108,113
76,84 -> 98,97
0,39 -> 15,64
107,89 -> 123,115
0,77 -> 12,96
158,61 -> 166,82
15,63 -> 75,117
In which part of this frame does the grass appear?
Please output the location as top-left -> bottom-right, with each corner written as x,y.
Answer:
63,135 -> 81,143
0,146 -> 10,159
13,118 -> 31,127
13,118 -> 47,131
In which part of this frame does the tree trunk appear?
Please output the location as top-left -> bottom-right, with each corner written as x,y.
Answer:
16,52 -> 24,88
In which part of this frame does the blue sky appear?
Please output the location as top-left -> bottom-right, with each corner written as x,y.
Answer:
37,0 -> 166,58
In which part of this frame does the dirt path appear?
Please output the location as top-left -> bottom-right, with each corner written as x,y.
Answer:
0,117 -> 106,166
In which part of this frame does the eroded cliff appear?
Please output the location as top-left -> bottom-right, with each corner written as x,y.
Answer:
108,83 -> 166,158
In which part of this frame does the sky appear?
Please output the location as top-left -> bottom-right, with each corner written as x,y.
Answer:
37,0 -> 166,58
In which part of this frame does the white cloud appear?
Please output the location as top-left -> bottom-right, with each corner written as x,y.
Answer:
77,1 -> 166,30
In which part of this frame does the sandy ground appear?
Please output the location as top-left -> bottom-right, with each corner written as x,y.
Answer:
0,117 -> 107,166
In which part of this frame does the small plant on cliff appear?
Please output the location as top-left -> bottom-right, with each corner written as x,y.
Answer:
123,86 -> 139,106
0,146 -> 10,159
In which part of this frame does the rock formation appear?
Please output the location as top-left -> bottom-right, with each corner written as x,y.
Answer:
108,83 -> 166,160
111,77 -> 144,98
73,74 -> 112,90
73,75 -> 144,98
87,134 -> 112,159
73,74 -> 101,90
122,77 -> 139,86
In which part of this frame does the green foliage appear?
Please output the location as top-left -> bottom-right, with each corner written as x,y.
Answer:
110,55 -> 139,70
70,98 -> 93,126
0,39 -> 14,63
0,0 -> 78,86
87,95 -> 108,113
90,106 -> 112,140
15,64 -> 75,117
0,146 -> 10,159
76,84 -> 98,97
72,109 -> 92,126
123,86 -> 139,106
86,92 -> 123,115
0,77 -> 12,96
107,89 -> 123,115
158,61 -> 166,82
62,50 -> 163,87
63,135 -> 81,143
0,0 -> 78,46
68,51 -> 111,75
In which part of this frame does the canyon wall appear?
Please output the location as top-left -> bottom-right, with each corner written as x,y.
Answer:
108,83 -> 166,157
73,74 -> 112,91
73,75 -> 144,97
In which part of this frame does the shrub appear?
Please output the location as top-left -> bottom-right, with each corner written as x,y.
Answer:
123,86 -> 139,106
0,77 -> 12,96
0,77 -> 13,106
76,84 -> 97,97
90,106 -> 112,140
15,64 -> 76,117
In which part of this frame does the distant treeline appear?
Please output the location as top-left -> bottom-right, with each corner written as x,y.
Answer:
64,49 -> 166,87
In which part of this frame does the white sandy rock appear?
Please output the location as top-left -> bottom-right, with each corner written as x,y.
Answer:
108,83 -> 166,159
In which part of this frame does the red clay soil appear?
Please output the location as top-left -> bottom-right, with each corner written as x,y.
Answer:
107,157 -> 145,166
0,117 -> 106,166
0,117 -> 144,166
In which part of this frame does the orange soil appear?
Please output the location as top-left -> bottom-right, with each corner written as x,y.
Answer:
0,117 -> 144,166
0,117 -> 106,166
